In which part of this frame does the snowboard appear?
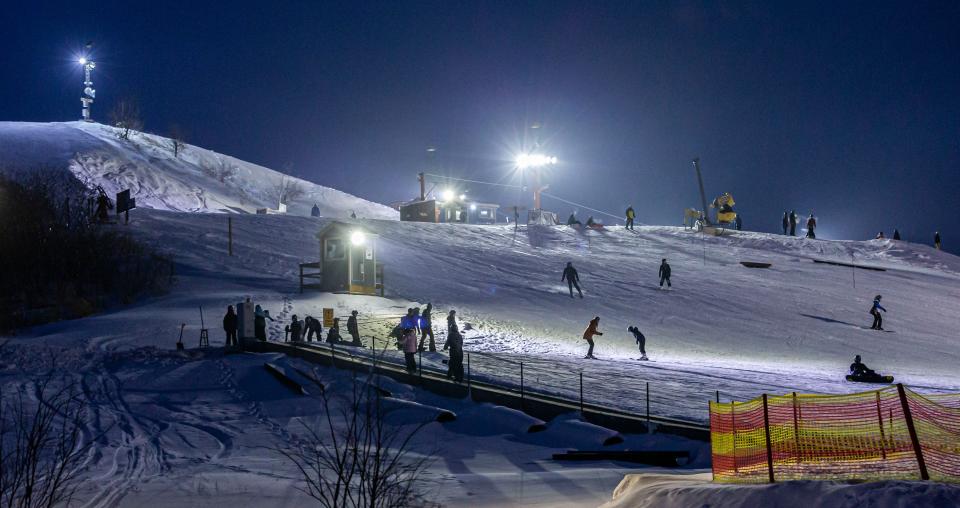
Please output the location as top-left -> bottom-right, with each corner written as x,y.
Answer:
846,374 -> 894,384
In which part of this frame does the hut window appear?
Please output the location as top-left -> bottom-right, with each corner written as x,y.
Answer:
325,238 -> 345,260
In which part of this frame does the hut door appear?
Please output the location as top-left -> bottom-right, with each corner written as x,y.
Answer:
350,245 -> 368,286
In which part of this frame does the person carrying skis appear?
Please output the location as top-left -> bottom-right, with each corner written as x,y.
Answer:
443,310 -> 464,382
223,305 -> 238,347
869,295 -> 887,330
658,258 -> 672,288
418,303 -> 436,352
402,327 -> 418,372
849,355 -> 876,377
285,315 -> 303,342
893,229 -> 901,241
805,213 -> 817,239
782,212 -> 789,235
789,210 -> 798,236
562,262 -> 583,298
935,231 -> 942,250
582,316 -> 603,358
625,206 -> 636,230
254,304 -> 274,341
628,325 -> 647,360
347,310 -> 361,346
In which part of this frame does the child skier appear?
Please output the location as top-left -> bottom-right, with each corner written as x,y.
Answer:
628,326 -> 647,360
869,295 -> 887,330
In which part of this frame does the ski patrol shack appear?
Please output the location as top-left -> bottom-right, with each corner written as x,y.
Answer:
306,222 -> 382,295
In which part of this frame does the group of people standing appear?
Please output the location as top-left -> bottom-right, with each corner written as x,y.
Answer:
395,304 -> 464,382
781,210 -> 817,238
220,304 -> 363,346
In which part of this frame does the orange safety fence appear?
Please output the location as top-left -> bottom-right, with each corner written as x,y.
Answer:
710,384 -> 960,483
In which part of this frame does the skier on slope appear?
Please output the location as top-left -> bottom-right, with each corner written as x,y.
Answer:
658,258 -> 672,288
625,206 -> 636,231
805,213 -> 817,239
789,210 -> 798,236
223,305 -> 238,347
782,212 -> 789,235
628,326 -> 647,360
347,310 -> 361,346
562,262 -> 583,298
869,295 -> 887,331
582,316 -> 603,359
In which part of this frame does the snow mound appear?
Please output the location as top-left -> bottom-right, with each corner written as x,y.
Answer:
602,473 -> 960,508
0,121 -> 397,220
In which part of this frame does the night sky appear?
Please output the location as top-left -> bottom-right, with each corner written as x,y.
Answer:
5,1 -> 959,247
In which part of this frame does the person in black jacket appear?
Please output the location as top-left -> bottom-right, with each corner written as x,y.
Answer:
893,229 -> 901,241
561,262 -> 583,298
805,213 -> 817,239
659,258 -> 672,288
935,231 -> 942,250
347,310 -> 361,346
303,316 -> 322,342
418,303 -> 436,352
326,317 -> 343,343
789,210 -> 798,236
443,310 -> 464,382
628,326 -> 647,360
782,212 -> 789,235
223,305 -> 238,347
286,315 -> 303,342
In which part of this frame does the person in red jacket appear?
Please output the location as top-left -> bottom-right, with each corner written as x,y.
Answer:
582,316 -> 603,359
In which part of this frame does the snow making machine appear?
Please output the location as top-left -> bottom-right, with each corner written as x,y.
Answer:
690,158 -> 738,235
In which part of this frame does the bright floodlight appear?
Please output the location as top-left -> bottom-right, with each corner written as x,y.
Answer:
516,153 -> 558,169
469,203 -> 477,211
350,231 -> 366,246
441,189 -> 455,202
459,193 -> 466,201
78,57 -> 87,65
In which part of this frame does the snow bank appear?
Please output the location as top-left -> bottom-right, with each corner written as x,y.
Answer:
602,473 -> 960,508
0,121 -> 397,220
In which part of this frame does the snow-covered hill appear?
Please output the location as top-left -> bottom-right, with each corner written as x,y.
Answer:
0,121 -> 398,220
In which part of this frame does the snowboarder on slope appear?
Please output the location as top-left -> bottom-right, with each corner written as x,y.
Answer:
628,326 -> 647,360
782,212 -> 789,235
849,355 -> 877,377
935,231 -> 942,250
583,316 -> 603,359
893,229 -> 901,241
418,303 -> 436,352
805,213 -> 817,239
347,310 -> 361,346
562,262 -> 583,298
223,305 -> 238,347
659,258 -> 672,288
869,295 -> 887,330
625,206 -> 636,230
443,310 -> 464,382
789,210 -> 798,236
254,305 -> 274,341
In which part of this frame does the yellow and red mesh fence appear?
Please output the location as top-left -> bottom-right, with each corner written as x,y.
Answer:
710,385 -> 960,483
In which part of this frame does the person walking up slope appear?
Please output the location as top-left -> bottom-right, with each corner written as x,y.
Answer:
658,258 -> 672,288
583,316 -> 603,359
869,295 -> 887,330
562,262 -> 583,298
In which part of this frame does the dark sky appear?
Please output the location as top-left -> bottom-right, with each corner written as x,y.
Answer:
5,1 -> 960,247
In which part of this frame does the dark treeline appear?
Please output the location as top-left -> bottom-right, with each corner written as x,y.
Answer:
0,171 -> 173,332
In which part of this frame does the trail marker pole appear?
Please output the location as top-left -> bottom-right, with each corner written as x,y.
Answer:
579,372 -> 584,414
520,362 -> 524,408
228,217 -> 233,256
646,382 -> 651,431
762,393 -> 775,483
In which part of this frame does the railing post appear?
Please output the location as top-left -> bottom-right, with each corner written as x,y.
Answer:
731,401 -> 738,474
646,382 -> 650,432
762,393 -> 775,483
418,349 -> 422,381
520,362 -> 524,409
716,390 -> 720,403
579,372 -> 584,414
792,392 -> 801,464
897,383 -> 929,480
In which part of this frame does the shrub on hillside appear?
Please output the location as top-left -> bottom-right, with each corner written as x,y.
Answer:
0,173 -> 173,332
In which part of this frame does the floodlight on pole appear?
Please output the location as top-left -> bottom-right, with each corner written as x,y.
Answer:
350,231 -> 366,246
441,189 -> 455,202
78,44 -> 96,122
515,153 -> 557,170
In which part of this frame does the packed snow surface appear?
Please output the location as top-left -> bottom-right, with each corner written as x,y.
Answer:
0,121 -> 397,219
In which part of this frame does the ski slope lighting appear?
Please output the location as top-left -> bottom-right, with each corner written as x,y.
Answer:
516,153 -> 558,169
441,189 -> 455,202
350,231 -> 366,246
78,57 -> 87,64
469,203 -> 477,211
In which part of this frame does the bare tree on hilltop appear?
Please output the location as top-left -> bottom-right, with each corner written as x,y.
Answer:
109,97 -> 143,140
274,173 -> 305,205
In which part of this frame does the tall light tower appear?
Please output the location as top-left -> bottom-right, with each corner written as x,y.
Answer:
78,44 -> 96,121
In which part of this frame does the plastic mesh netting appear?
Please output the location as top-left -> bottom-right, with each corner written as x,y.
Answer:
710,385 -> 960,483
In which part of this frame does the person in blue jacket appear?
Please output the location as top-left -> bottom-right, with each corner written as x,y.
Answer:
869,295 -> 887,330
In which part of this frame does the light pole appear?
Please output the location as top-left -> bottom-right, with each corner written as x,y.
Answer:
516,153 -> 557,210
78,52 -> 96,122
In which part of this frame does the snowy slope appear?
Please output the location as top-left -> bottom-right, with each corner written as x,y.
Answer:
0,121 -> 398,220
